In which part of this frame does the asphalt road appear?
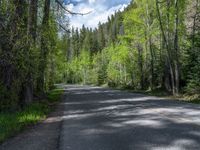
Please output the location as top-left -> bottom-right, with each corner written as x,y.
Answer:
2,85 -> 200,150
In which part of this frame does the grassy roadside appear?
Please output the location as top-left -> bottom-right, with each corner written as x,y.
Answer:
102,84 -> 200,104
0,88 -> 64,143
130,89 -> 200,104
143,90 -> 200,104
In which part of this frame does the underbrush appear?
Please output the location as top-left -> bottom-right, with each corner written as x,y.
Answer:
182,94 -> 200,104
107,84 -> 200,104
0,89 -> 64,143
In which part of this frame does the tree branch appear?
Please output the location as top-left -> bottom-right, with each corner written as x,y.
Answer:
55,0 -> 92,16
57,21 -> 70,33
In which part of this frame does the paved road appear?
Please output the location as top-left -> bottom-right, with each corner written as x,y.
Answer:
2,85 -> 200,150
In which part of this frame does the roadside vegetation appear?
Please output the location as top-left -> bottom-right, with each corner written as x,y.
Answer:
0,89 -> 64,143
61,0 -> 200,102
0,0 -> 200,143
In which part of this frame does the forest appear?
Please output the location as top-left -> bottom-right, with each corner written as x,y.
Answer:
60,1 -> 200,96
0,0 -> 200,111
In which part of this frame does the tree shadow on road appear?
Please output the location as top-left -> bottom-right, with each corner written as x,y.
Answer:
60,86 -> 200,150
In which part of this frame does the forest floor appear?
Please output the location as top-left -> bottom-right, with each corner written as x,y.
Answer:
1,85 -> 200,150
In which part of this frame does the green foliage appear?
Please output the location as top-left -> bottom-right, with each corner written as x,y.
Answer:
63,0 -> 200,98
185,41 -> 200,94
0,103 -> 48,143
106,43 -> 129,87
0,89 -> 63,143
1,0 -> 200,112
64,50 -> 95,84
47,89 -> 64,103
93,51 -> 109,85
0,0 -> 67,110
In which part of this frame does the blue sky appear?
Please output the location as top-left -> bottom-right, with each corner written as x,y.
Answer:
64,0 -> 131,29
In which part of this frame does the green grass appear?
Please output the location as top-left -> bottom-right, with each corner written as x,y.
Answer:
47,88 -> 64,103
0,89 -> 64,143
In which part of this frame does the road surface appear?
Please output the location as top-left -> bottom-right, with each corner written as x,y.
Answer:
1,85 -> 200,150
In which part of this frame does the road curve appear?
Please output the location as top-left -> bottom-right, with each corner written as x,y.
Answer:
2,85 -> 200,150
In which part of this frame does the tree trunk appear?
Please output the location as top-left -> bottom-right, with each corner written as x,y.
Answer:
12,0 -> 28,108
156,0 -> 178,95
27,0 -> 38,43
149,36 -> 154,90
174,0 -> 180,95
137,45 -> 144,90
37,0 -> 50,94
23,0 -> 38,104
145,1 -> 154,90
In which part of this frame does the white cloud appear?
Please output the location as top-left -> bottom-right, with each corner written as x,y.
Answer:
65,0 -> 131,29
88,0 -> 96,4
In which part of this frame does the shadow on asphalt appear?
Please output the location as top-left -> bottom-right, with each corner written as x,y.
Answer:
57,85 -> 200,150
